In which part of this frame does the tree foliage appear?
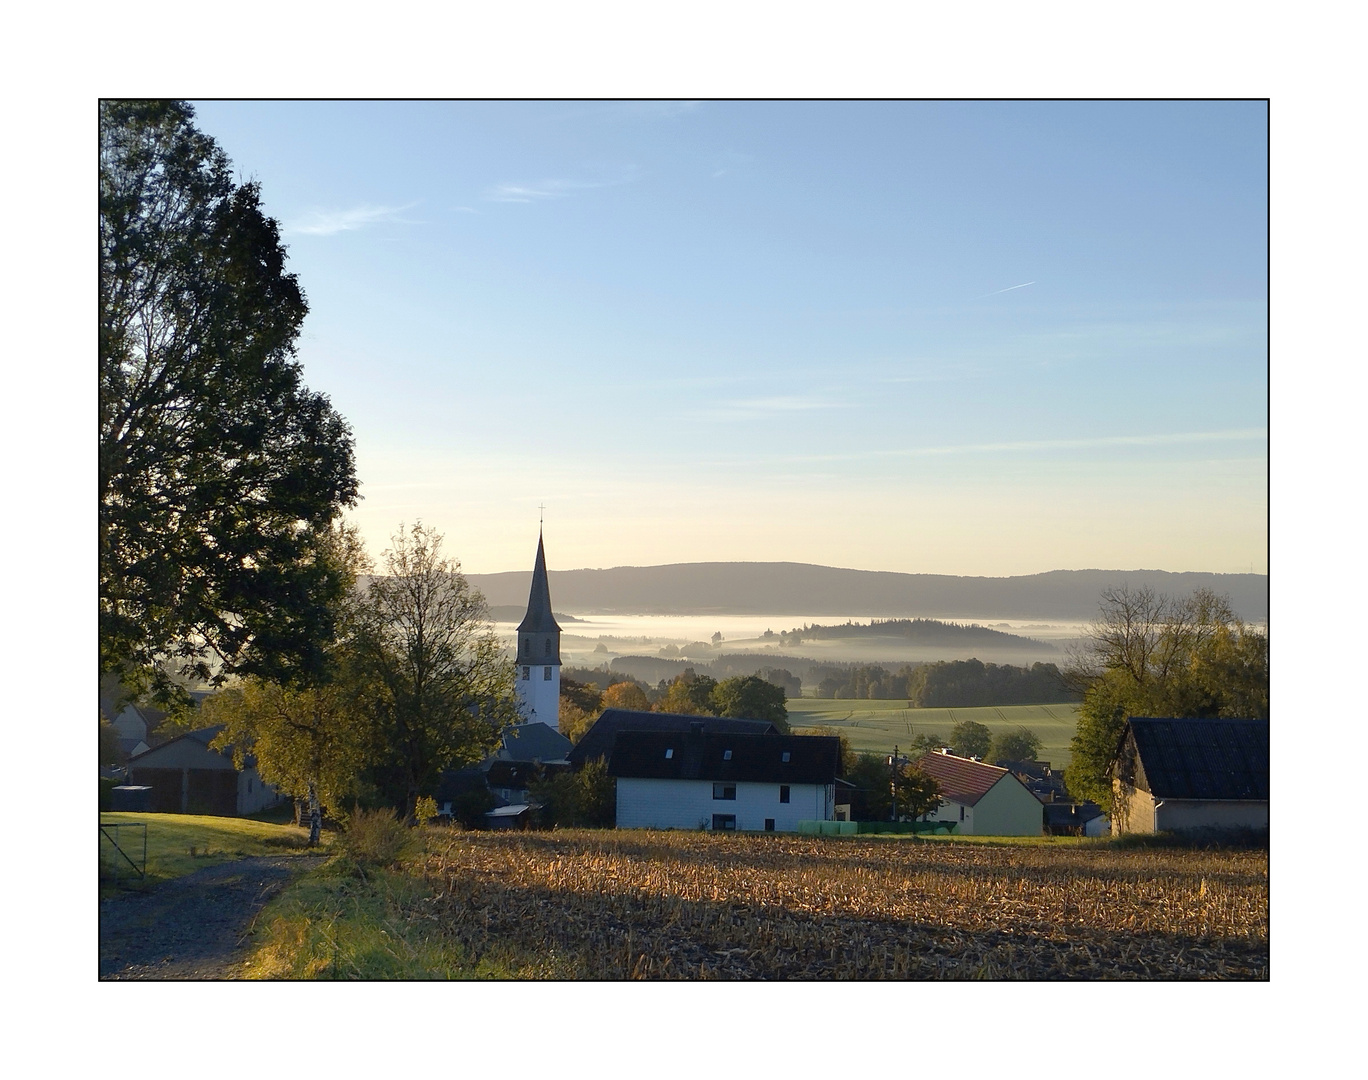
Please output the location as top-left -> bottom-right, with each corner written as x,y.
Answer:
528,759 -> 617,828
99,100 -> 357,707
988,726 -> 1043,764
353,523 -> 518,820
601,680 -> 651,711
711,675 -> 790,731
654,670 -> 719,715
949,719 -> 993,759
204,676 -> 371,820
845,753 -> 941,821
1063,586 -> 1270,809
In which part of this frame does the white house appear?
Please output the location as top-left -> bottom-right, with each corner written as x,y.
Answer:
608,727 -> 841,832
913,750 -> 1044,836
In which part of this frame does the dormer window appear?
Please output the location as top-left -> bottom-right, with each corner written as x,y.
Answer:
665,749 -> 673,759
723,750 -> 732,760
782,752 -> 791,763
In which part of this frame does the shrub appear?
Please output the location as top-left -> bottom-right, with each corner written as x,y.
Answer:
414,796 -> 439,826
339,807 -> 419,869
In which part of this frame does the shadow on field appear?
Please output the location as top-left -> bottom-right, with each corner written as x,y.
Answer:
448,830 -> 1267,893
417,853 -> 1268,980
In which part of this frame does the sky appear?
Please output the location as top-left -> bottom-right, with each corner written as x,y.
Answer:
189,100 -> 1268,577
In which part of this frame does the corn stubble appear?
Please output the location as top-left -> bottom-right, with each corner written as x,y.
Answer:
413,831 -> 1267,980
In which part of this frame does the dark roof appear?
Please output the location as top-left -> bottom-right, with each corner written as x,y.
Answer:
126,725 -> 254,768
607,731 -> 841,785
517,534 -> 561,635
487,760 -> 565,789
569,709 -> 778,767
912,751 -> 1015,807
1121,717 -> 1269,800
498,722 -> 572,762
434,766 -> 488,802
1044,801 -> 1105,827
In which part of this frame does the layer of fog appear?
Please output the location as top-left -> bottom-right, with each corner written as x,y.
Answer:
492,612 -> 1085,671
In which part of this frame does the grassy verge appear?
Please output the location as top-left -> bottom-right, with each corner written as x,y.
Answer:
99,812 -> 322,895
238,841 -> 514,979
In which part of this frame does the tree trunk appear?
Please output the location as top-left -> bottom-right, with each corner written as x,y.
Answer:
308,781 -> 321,846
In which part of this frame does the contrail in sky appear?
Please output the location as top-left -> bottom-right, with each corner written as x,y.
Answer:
985,280 -> 1036,296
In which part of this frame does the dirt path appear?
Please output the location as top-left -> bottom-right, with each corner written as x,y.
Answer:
100,854 -> 326,980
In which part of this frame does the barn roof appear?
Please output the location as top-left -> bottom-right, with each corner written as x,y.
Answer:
607,731 -> 840,785
1122,718 -> 1269,801
912,751 -> 1013,807
497,721 -> 572,763
125,725 -> 254,769
569,708 -> 777,767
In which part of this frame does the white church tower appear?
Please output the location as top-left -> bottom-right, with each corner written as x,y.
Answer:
513,531 -> 561,726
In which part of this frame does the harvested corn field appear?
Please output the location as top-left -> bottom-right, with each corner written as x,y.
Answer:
411,830 -> 1268,979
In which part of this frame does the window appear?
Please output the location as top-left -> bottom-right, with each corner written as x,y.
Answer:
765,819 -> 776,831
545,638 -> 552,657
664,748 -> 674,759
779,785 -> 790,803
722,749 -> 732,760
960,805 -> 965,822
781,751 -> 791,763
712,814 -> 736,831
521,666 -> 530,680
544,666 -> 552,680
712,783 -> 736,801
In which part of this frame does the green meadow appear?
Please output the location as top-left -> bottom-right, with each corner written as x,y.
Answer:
787,699 -> 1080,767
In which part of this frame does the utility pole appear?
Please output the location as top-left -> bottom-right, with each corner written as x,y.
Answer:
889,745 -> 899,822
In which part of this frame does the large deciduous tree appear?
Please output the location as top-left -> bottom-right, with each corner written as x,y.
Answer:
354,523 -> 518,821
100,100 -> 358,707
1063,586 -> 1269,809
711,674 -> 790,732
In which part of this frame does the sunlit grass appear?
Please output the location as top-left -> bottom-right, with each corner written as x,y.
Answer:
788,700 -> 1080,764
99,812 -> 321,895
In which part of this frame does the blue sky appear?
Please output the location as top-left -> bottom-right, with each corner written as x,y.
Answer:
190,100 -> 1267,576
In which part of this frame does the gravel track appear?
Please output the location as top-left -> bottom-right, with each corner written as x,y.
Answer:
99,855 -> 325,980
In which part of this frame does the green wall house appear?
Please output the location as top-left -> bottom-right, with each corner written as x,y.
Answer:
913,751 -> 1044,836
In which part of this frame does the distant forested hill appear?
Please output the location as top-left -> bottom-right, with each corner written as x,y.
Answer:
462,563 -> 1267,622
777,618 -> 1050,650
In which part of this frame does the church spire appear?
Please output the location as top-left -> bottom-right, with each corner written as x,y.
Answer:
517,532 -> 561,636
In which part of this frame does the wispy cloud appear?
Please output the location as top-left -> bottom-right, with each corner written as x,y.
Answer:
979,280 -> 1036,298
694,395 -> 850,422
484,168 -> 639,204
781,428 -> 1268,464
285,203 -> 419,236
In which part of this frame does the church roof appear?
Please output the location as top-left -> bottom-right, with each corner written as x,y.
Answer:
517,534 -> 561,634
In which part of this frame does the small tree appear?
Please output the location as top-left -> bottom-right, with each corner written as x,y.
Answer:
354,523 -> 518,821
529,760 -> 616,828
602,680 -> 650,712
896,764 -> 942,820
989,727 -> 1043,764
949,719 -> 992,759
205,678 -> 372,844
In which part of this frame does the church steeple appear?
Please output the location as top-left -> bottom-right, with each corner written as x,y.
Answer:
513,529 -> 561,725
516,533 -> 561,642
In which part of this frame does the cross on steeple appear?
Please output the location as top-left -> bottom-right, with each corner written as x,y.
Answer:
539,503 -> 545,531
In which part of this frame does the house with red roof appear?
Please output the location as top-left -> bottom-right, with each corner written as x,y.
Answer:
912,750 -> 1044,836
